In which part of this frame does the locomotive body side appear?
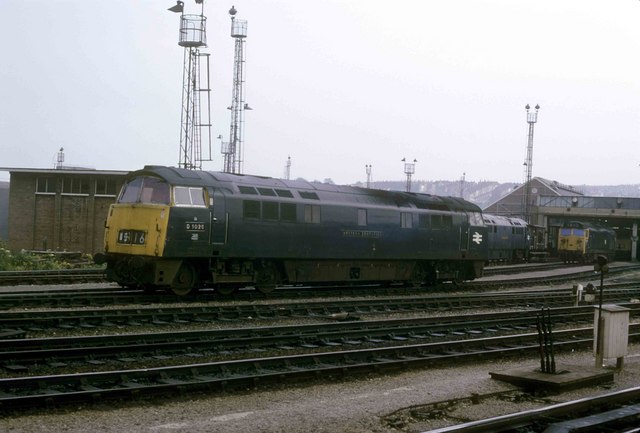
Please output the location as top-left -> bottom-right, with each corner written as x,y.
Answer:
483,215 -> 530,263
96,166 -> 488,295
218,191 -> 487,285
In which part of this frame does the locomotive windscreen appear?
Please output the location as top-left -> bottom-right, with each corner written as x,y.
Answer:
118,176 -> 170,205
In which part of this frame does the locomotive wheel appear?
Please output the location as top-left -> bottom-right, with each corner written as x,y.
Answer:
171,262 -> 199,296
215,285 -> 238,295
255,262 -> 278,294
409,264 -> 427,287
142,284 -> 158,294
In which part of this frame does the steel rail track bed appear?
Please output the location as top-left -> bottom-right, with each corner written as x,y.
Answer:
1,327 -> 638,411
427,386 -> 640,433
3,284 -> 640,333
1,264 -> 638,309
0,305 -> 608,369
0,269 -> 106,286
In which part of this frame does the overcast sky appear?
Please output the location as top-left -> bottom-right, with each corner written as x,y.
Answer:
1,0 -> 639,187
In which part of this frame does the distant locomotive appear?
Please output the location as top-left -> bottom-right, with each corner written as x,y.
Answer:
483,214 -> 530,263
557,221 -> 616,264
94,166 -> 488,295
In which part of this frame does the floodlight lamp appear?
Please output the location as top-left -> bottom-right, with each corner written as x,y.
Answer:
168,1 -> 184,13
229,5 -> 237,15
244,103 -> 252,110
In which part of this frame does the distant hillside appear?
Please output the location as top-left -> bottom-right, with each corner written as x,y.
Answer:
352,180 -> 640,210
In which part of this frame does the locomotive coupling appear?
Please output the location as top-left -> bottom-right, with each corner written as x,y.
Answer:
93,252 -> 109,265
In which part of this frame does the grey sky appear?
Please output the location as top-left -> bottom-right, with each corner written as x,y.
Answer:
1,0 -> 639,186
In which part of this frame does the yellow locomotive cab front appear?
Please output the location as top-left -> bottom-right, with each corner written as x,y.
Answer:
104,204 -> 170,257
95,174 -> 177,289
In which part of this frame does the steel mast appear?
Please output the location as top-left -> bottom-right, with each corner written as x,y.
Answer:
221,6 -> 249,174
169,0 -> 213,170
523,104 -> 540,222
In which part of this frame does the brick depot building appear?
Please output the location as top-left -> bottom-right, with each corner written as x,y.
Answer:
484,177 -> 640,261
2,167 -> 127,254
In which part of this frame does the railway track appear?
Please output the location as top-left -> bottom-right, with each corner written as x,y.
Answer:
0,268 -> 106,286
1,324 -> 638,411
0,305 -> 607,371
2,264 -> 639,417
1,263 -> 639,310
426,386 -> 640,432
481,261 -> 565,277
3,285 -> 640,332
1,263 -> 637,304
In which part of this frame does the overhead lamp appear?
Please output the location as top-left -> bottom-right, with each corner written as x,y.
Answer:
168,1 -> 184,13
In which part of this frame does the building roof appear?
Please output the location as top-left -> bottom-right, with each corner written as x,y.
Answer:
535,177 -> 584,196
0,167 -> 128,176
483,176 -> 584,210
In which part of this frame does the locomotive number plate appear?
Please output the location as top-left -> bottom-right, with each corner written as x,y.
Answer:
117,230 -> 146,245
185,222 -> 206,231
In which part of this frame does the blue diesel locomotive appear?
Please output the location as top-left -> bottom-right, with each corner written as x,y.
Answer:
94,166 -> 488,295
483,215 -> 531,263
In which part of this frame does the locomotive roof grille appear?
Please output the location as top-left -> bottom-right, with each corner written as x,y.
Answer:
257,187 -> 277,196
275,189 -> 294,198
131,166 -> 482,212
238,186 -> 258,195
299,191 -> 320,200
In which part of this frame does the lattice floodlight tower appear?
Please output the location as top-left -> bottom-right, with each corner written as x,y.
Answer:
220,6 -> 249,174
523,104 -> 540,223
169,0 -> 213,170
402,158 -> 417,192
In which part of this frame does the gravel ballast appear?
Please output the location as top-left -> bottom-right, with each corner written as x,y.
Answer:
2,345 -> 639,433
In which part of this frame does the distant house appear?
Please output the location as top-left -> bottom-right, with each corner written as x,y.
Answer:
1,167 -> 128,254
483,177 -> 583,218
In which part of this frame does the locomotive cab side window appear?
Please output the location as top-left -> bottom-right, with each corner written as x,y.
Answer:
174,186 -> 206,207
401,212 -> 413,229
304,204 -> 321,223
358,209 -> 367,226
468,212 -> 484,226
